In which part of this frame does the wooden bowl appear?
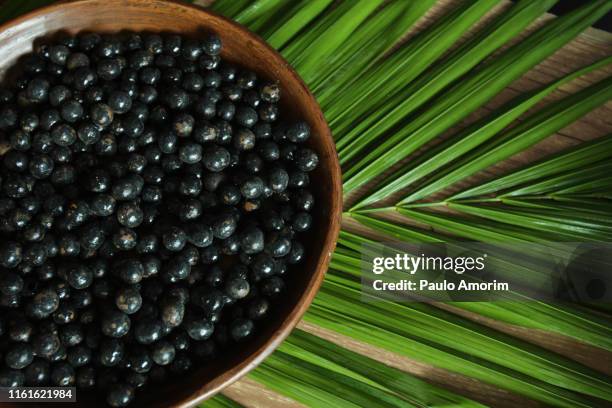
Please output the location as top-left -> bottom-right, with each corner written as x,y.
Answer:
0,0 -> 342,406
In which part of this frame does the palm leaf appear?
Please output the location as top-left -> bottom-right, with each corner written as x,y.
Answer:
343,0 -> 612,194
401,74 -> 612,204
249,329 -> 486,408
326,0 -> 499,132
451,135 -> 612,199
265,0 -> 334,49
444,202 -> 612,241
336,0 -> 556,156
335,230 -> 612,351
201,395 -> 243,408
309,281 -> 612,407
352,57 -> 612,209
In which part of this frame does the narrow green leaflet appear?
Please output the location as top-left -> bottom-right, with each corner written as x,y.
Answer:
555,176 -> 612,195
336,230 -> 379,253
336,0 -> 556,158
351,56 -> 612,209
325,0 -> 499,127
253,350 -> 416,407
343,0 -> 612,194
335,227 -> 612,351
312,0 -> 437,100
210,0 -> 251,18
232,0 -> 287,26
503,161 -> 612,198
349,213 -> 446,243
451,135 -> 612,199
401,74 -> 612,204
499,198 -> 612,218
309,281 -> 612,407
284,330 -> 486,408
201,395 -> 243,408
309,1 -> 427,94
266,0 -> 333,49
445,202 -> 612,241
284,0 -> 385,85
395,207 -> 530,242
449,301 -> 612,353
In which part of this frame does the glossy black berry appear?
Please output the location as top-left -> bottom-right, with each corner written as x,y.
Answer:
0,368 -> 25,387
90,103 -> 114,127
5,343 -> 34,369
163,86 -> 189,110
240,177 -> 264,199
60,100 -> 84,123
116,202 -> 143,228
293,212 -> 313,232
24,359 -> 50,385
151,341 -> 175,366
51,124 -> 77,146
32,332 -> 61,358
230,318 -> 254,341
294,148 -> 319,172
67,264 -> 94,289
0,271 -> 24,295
108,91 -> 132,114
99,339 -> 124,367
91,194 -> 116,216
240,226 -> 264,255
111,175 -> 143,201
116,259 -> 144,284
72,67 -> 97,91
51,362 -> 75,386
178,143 -> 202,164
115,287 -> 142,315
101,311 -> 131,338
26,77 -> 50,102
28,288 -> 59,319
97,58 -> 122,80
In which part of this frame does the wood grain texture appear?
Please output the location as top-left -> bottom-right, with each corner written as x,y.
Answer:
222,377 -> 306,408
0,1 -> 342,407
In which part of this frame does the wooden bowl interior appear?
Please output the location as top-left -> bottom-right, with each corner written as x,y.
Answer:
0,1 -> 342,407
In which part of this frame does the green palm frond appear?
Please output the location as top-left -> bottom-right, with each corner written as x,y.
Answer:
249,329 -> 485,408
309,281 -> 612,407
342,216 -> 612,352
176,0 -> 612,404
342,0 -> 611,194
335,0 -> 556,157
202,395 -> 244,408
352,57 -> 612,209
451,135 -> 612,199
400,74 -> 612,205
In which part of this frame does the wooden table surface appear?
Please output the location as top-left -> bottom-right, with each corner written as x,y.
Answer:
205,1 -> 612,407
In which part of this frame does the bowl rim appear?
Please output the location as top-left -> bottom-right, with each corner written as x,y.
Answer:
0,0 -> 343,406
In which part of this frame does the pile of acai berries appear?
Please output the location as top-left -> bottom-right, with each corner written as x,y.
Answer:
0,31 -> 318,406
